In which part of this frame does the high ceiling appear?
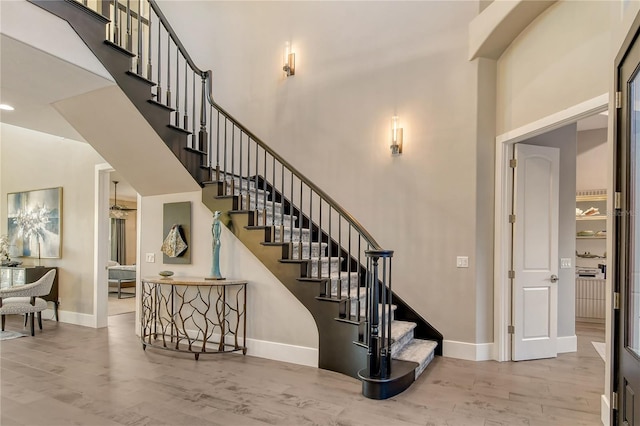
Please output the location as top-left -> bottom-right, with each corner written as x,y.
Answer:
0,34 -> 138,200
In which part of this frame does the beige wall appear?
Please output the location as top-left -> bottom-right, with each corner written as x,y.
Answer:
138,191 -> 319,351
577,128 -> 608,192
496,1 -> 612,135
0,123 -> 105,316
157,0 -> 492,345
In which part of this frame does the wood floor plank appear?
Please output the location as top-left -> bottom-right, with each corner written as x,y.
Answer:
1,315 -> 605,425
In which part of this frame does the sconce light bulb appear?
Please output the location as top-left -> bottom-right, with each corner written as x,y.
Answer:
283,42 -> 295,76
284,42 -> 290,64
392,116 -> 399,142
390,115 -> 403,156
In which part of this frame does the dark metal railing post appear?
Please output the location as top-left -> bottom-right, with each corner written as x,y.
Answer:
199,73 -> 208,153
125,0 -> 132,51
166,35 -> 171,107
175,52 -> 180,126
183,62 -> 189,130
192,71 -> 196,148
136,0 -> 142,74
156,20 -> 162,103
146,7 -> 152,80
113,0 -> 120,45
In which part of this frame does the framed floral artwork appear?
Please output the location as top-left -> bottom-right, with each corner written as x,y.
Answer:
7,187 -> 62,259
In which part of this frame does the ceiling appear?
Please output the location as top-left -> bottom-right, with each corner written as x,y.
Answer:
0,34 -> 114,141
0,35 -> 139,200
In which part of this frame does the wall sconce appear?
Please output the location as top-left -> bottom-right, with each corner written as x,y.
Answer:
283,42 -> 295,77
390,116 -> 403,155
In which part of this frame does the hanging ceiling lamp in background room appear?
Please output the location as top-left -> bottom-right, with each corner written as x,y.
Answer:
110,181 -> 136,219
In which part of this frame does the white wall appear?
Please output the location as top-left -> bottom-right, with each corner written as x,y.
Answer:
157,0 -> 491,345
138,191 -> 319,361
0,123 -> 105,317
577,128 -> 608,192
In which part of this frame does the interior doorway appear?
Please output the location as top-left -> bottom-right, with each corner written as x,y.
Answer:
107,172 -> 137,316
494,93 -> 609,363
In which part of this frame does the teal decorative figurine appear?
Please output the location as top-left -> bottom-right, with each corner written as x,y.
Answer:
210,211 -> 224,280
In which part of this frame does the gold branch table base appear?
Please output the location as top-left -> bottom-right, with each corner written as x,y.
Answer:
141,277 -> 247,360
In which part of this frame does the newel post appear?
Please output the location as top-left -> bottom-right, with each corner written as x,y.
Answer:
365,249 -> 394,380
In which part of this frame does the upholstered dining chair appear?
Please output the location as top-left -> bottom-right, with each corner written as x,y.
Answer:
0,269 -> 56,336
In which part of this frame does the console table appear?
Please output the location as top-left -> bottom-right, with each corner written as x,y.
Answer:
0,266 -> 59,321
140,277 -> 247,360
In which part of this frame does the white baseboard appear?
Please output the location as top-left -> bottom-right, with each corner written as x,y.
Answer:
42,308 -> 97,328
557,335 -> 577,353
179,328 -> 318,367
443,340 -> 493,361
601,394 -> 609,426
245,337 -> 318,368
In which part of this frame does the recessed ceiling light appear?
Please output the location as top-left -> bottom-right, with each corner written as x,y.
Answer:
0,104 -> 15,111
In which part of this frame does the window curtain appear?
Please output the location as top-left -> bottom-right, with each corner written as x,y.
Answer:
110,218 -> 126,264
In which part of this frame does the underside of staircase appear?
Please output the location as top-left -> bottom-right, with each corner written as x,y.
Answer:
30,0 -> 443,399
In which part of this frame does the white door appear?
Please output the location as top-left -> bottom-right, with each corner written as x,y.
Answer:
512,143 -> 559,361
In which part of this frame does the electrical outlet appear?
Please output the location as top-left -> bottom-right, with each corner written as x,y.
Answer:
456,256 -> 469,268
560,258 -> 572,268
145,253 -> 155,263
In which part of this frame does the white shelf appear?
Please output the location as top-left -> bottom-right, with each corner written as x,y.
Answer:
576,215 -> 607,221
576,236 -> 606,239
576,195 -> 607,202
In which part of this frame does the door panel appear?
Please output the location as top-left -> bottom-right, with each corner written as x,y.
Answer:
513,143 -> 559,361
615,19 -> 640,426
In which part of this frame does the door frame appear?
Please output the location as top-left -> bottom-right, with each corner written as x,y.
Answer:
94,163 -> 113,328
613,11 -> 640,425
493,93 -> 609,362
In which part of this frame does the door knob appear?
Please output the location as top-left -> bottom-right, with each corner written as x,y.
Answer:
550,274 -> 559,283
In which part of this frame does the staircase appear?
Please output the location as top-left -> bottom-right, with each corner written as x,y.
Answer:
30,0 -> 442,399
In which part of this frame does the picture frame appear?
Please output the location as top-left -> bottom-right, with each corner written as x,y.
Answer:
7,187 -> 63,259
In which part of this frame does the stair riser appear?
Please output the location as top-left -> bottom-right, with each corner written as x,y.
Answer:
360,305 -> 396,321
226,185 -> 269,197
257,213 -> 296,228
414,351 -> 435,379
275,228 -> 311,243
391,331 -> 415,356
224,177 -> 257,191
349,293 -> 368,317
330,273 -> 361,296
291,242 -> 327,259
240,197 -> 283,215
309,258 -> 342,278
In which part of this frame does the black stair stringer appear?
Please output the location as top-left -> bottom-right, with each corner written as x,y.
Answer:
202,185 -> 367,378
28,0 -> 208,185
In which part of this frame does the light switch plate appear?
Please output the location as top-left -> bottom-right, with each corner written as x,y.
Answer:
456,256 -> 469,268
145,253 -> 155,263
560,258 -> 572,269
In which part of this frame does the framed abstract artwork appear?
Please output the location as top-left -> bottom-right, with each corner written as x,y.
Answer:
7,187 -> 62,259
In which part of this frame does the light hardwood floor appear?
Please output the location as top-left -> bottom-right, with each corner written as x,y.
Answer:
1,315 -> 605,425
